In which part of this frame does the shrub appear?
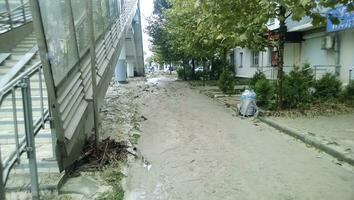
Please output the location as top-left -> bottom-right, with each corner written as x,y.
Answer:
282,65 -> 314,109
342,81 -> 354,106
314,73 -> 342,100
254,78 -> 275,109
176,66 -> 194,80
195,71 -> 204,80
177,68 -> 185,80
250,70 -> 267,88
218,69 -> 235,95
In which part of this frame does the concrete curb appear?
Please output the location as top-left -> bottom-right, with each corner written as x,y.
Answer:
259,117 -> 354,167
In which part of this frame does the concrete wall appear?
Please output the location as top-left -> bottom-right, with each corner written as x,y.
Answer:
284,30 -> 353,84
339,29 -> 354,84
284,43 -> 301,67
233,48 -> 272,78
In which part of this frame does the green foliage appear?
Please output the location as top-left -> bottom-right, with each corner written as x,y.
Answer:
97,170 -> 125,200
342,81 -> 354,106
130,134 -> 140,145
250,70 -> 267,88
208,59 -> 224,80
314,73 -> 342,100
282,65 -> 314,109
254,78 -> 275,109
235,77 -> 251,86
195,71 -> 204,80
177,67 -> 185,80
177,66 -> 205,80
218,69 -> 235,95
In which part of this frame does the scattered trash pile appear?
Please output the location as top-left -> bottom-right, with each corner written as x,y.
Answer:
72,136 -> 131,171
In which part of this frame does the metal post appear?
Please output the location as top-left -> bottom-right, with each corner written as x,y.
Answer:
21,77 -> 39,200
88,0 -> 100,149
350,69 -> 353,83
0,147 -> 5,200
11,89 -> 21,164
38,69 -> 44,128
4,0 -> 13,29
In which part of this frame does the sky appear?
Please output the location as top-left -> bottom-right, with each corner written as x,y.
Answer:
140,0 -> 154,58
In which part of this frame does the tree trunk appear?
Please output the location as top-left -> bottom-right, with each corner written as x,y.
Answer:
277,6 -> 286,110
203,59 -> 207,86
182,59 -> 187,80
222,48 -> 228,71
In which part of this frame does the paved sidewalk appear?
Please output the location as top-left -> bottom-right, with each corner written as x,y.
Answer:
270,114 -> 354,164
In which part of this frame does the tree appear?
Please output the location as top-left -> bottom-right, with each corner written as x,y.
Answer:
147,0 -> 352,104
147,0 -> 173,64
234,0 -> 353,109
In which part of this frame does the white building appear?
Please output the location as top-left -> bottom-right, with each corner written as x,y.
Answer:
232,5 -> 354,84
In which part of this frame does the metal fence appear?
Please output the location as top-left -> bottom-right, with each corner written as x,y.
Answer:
261,65 -> 340,80
0,0 -> 32,33
312,65 -> 339,80
0,62 -> 49,199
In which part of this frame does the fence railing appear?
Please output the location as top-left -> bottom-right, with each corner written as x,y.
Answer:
261,66 -> 293,80
312,65 -> 339,80
0,62 -> 49,199
261,65 -> 340,80
0,0 -> 32,34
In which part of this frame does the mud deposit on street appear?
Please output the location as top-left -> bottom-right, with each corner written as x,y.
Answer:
124,74 -> 354,200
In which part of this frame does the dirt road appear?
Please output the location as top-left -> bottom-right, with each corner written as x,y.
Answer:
124,75 -> 354,200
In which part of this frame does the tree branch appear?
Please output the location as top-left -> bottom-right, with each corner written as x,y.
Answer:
285,11 -> 293,20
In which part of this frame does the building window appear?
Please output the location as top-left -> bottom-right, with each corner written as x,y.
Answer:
252,51 -> 259,67
239,52 -> 243,68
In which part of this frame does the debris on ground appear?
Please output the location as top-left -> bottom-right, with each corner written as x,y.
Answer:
71,136 -> 131,172
139,115 -> 148,121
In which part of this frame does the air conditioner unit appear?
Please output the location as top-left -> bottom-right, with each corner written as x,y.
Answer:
321,36 -> 334,50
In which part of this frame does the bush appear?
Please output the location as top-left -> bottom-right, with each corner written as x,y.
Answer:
176,66 -> 194,80
282,65 -> 314,109
343,81 -> 354,106
254,78 -> 275,109
195,71 -> 204,80
177,68 -> 185,80
218,69 -> 235,95
250,70 -> 267,88
314,73 -> 342,100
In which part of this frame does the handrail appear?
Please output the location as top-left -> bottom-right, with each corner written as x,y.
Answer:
0,2 -> 29,17
0,61 -> 48,195
0,46 -> 39,89
0,62 -> 41,103
0,1 -> 32,33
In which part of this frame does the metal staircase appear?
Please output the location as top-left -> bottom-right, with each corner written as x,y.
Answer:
0,30 -> 57,197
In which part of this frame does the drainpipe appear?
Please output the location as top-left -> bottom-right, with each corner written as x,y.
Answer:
335,33 -> 341,77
